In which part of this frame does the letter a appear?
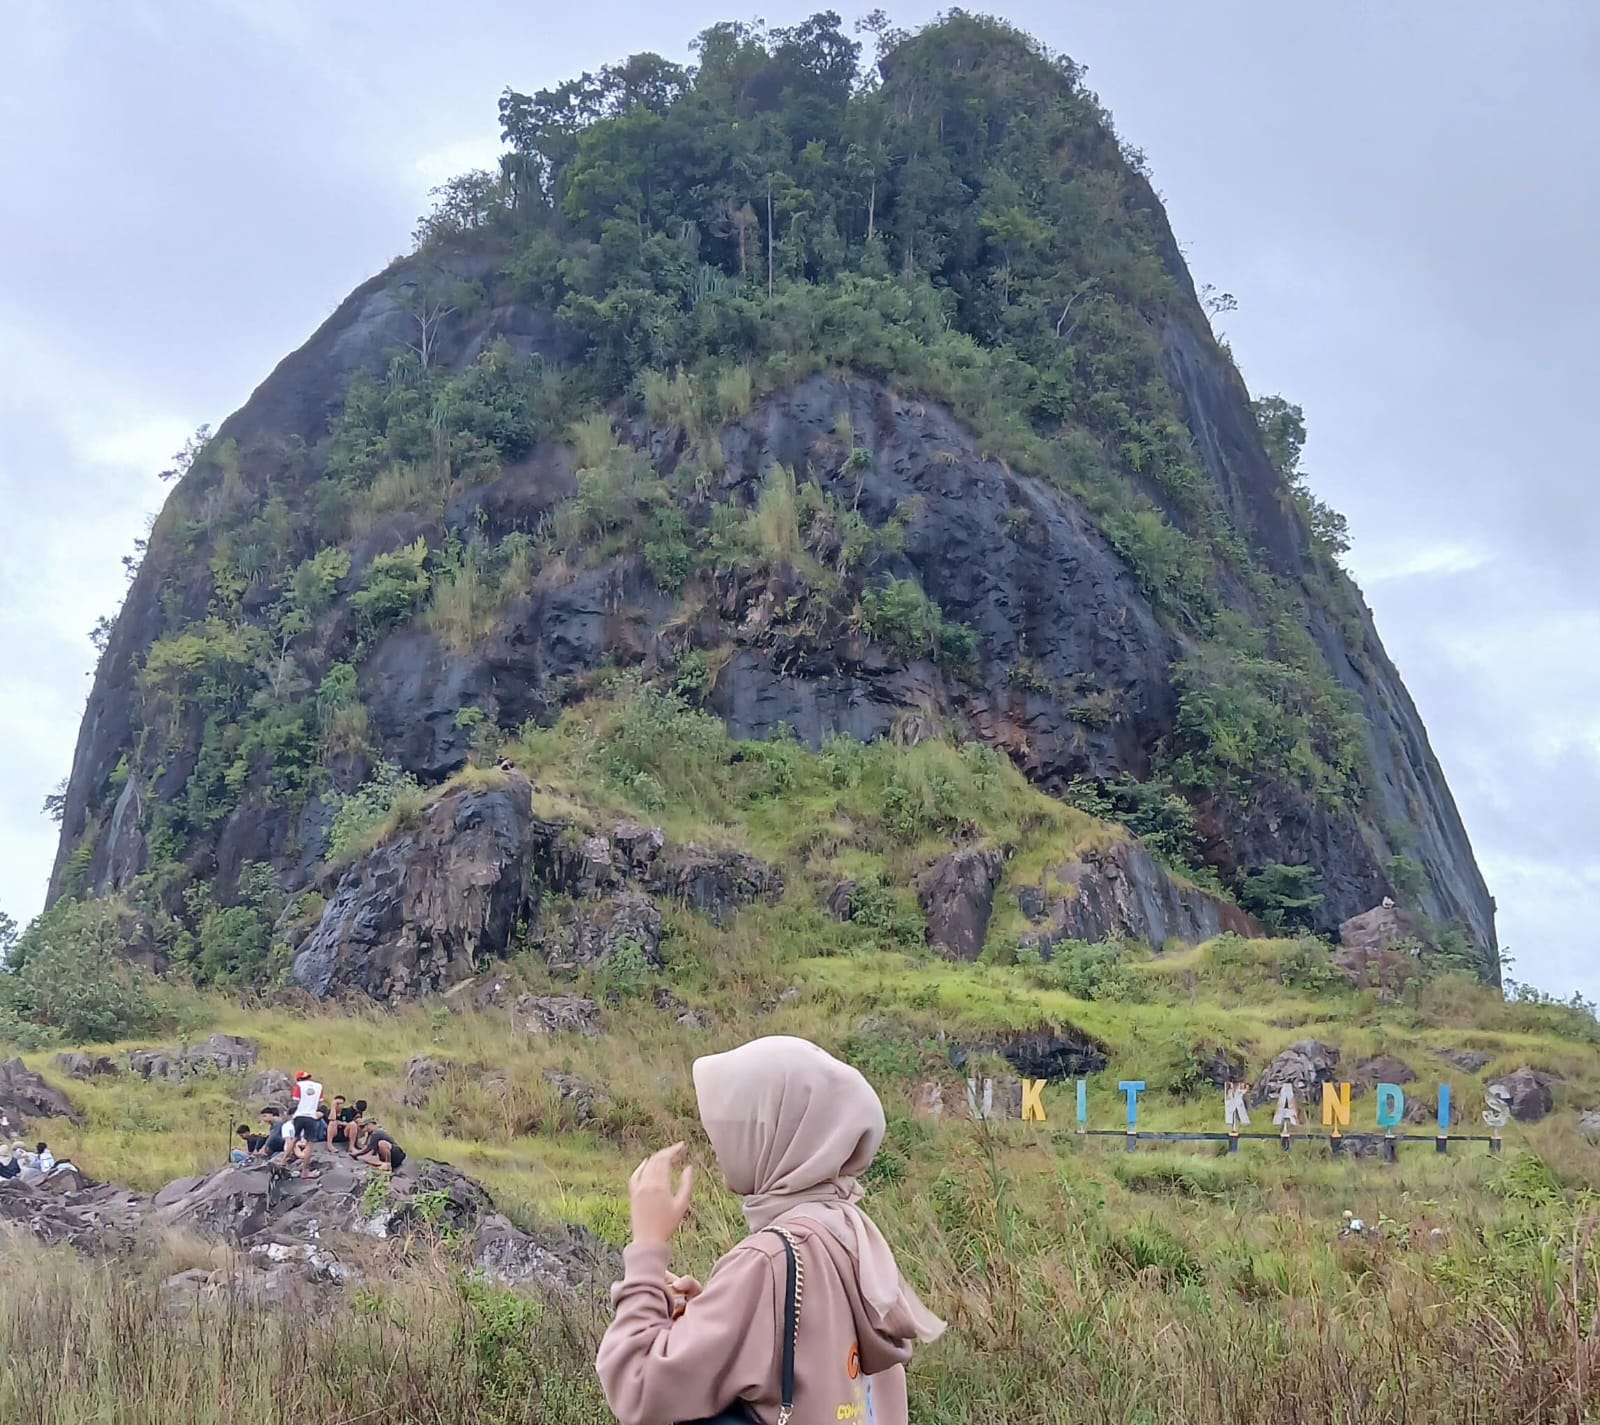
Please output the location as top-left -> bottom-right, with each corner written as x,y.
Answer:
1273,1084 -> 1300,1127
1224,1082 -> 1250,1129
1021,1079 -> 1047,1123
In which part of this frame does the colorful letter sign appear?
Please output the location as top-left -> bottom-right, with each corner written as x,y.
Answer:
1224,1082 -> 1250,1129
1021,1079 -> 1047,1123
1119,1081 -> 1145,1128
1273,1085 -> 1300,1128
1321,1082 -> 1352,1133
1375,1083 -> 1405,1128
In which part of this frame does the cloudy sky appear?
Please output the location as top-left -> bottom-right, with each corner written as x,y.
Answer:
2,1 -> 1594,992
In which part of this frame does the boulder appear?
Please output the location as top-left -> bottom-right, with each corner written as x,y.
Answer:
1192,1043 -> 1247,1090
916,846 -> 1004,961
53,1052 -> 118,1080
825,880 -> 859,921
1579,1109 -> 1600,1137
651,986 -> 710,1031
1338,904 -> 1426,957
128,1035 -> 259,1082
402,1056 -> 450,1109
1436,1047 -> 1491,1073
1250,1040 -> 1341,1109
0,1058 -> 82,1132
1018,839 -> 1257,952
514,994 -> 601,1037
249,1068 -> 294,1101
543,1070 -> 602,1125
294,781 -> 535,1000
1487,1067 -> 1554,1123
1352,1054 -> 1416,1089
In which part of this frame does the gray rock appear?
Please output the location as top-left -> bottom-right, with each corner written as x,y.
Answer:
53,1052 -> 118,1080
0,1057 -> 82,1132
1487,1067 -> 1554,1123
1251,1040 -> 1341,1109
542,1070 -> 602,1125
645,845 -> 783,924
950,1027 -> 1109,1083
514,994 -> 600,1037
294,781 -> 535,1000
917,846 -> 1004,961
249,1068 -> 294,1101
128,1035 -> 259,1082
534,889 -> 662,970
1579,1109 -> 1600,1137
1352,1054 -> 1417,1089
401,1056 -> 450,1109
1436,1047 -> 1492,1074
1338,904 -> 1425,957
1019,839 -> 1257,953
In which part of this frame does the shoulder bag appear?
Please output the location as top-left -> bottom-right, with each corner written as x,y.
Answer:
678,1225 -> 804,1425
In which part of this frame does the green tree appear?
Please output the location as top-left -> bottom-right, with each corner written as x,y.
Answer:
0,900 -> 161,1043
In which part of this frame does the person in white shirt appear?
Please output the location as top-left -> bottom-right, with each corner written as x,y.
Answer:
290,1072 -> 324,1177
35,1143 -> 55,1172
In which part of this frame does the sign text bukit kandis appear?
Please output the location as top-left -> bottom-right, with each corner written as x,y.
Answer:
962,1074 -> 1513,1151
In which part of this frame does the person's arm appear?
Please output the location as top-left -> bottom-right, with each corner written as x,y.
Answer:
595,1242 -> 778,1425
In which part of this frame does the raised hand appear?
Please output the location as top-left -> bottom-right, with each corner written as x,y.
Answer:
628,1142 -> 695,1247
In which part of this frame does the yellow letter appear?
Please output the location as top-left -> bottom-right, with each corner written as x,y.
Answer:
1021,1078 -> 1047,1123
1321,1081 -> 1352,1133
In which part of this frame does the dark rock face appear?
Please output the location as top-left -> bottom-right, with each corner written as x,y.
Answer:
47,238 -> 1497,978
950,1026 -> 1110,1082
53,1052 -> 118,1080
294,781 -> 534,1000
1251,1040 -> 1341,1109
1018,839 -> 1257,952
401,1055 -> 450,1109
917,846 -> 1005,960
1488,1068 -> 1554,1123
1353,1054 -> 1417,1089
1436,1047 -> 1492,1074
0,1058 -> 82,1132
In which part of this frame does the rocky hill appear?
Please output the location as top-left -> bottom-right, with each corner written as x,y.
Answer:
44,11 -> 1494,993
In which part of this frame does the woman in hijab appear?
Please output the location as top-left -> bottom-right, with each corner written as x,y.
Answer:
596,1036 -> 944,1425
0,1143 -> 17,1180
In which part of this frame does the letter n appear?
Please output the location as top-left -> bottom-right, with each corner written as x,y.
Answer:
1322,1081 -> 1352,1132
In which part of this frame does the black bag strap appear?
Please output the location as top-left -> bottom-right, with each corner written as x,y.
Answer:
764,1226 -> 804,1425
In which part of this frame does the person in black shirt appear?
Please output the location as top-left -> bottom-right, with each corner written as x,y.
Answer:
328,1095 -> 358,1152
232,1123 -> 266,1163
0,1144 -> 18,1179
351,1118 -> 406,1172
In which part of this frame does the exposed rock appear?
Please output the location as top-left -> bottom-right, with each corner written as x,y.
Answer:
294,781 -> 534,1000
1338,904 -> 1425,957
917,845 -> 1004,961
128,1035 -> 259,1082
650,986 -> 710,1030
1334,906 -> 1427,988
402,1055 -> 450,1109
645,845 -> 783,924
0,1057 -> 82,1132
514,994 -> 601,1037
53,1052 -> 118,1080
543,1070 -> 602,1126
1018,839 -> 1257,952
913,1082 -> 948,1120
1352,1055 -> 1417,1089
1191,1043 -> 1247,1089
1487,1068 -> 1554,1123
1579,1109 -> 1600,1137
534,889 -> 663,970
249,1068 -> 294,1101
0,1177 -> 149,1252
1250,1040 -> 1341,1109
825,880 -> 859,921
1436,1047 -> 1492,1073
950,1026 -> 1109,1083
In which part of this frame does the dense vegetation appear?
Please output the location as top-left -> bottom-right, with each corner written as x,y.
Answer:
28,9 -> 1427,988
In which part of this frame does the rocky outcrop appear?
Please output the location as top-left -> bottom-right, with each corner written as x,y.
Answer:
294,781 -> 534,1000
1353,1054 -> 1416,1089
917,846 -> 1004,960
950,1025 -> 1109,1082
1436,1047 -> 1491,1074
1335,905 -> 1429,988
53,1052 -> 118,1080
127,1034 -> 259,1082
0,1058 -> 81,1133
1251,1040 -> 1341,1109
249,1068 -> 294,1101
536,890 -> 662,971
1018,839 -> 1256,953
0,1154 -> 607,1292
401,1055 -> 450,1109
514,994 -> 601,1037
1487,1068 -> 1554,1123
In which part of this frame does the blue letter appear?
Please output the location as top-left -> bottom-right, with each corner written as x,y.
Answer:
1076,1078 -> 1088,1126
1437,1084 -> 1452,1132
1375,1083 -> 1404,1128
1118,1080 -> 1146,1128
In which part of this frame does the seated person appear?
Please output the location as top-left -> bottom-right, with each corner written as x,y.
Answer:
328,1096 -> 357,1151
232,1123 -> 266,1163
35,1143 -> 55,1173
314,1104 -> 331,1143
344,1100 -> 369,1155
350,1119 -> 406,1172
0,1144 -> 18,1179
255,1108 -> 289,1159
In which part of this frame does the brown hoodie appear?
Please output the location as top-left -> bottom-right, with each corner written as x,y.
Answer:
596,1218 -> 912,1425
596,1037 -> 944,1425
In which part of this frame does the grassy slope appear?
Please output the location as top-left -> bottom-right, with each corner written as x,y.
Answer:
10,692 -> 1600,1423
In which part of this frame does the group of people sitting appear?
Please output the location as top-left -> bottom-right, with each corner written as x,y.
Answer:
0,1139 -> 73,1181
230,1071 -> 406,1176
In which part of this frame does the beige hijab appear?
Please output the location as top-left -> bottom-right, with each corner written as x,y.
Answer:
692,1035 -> 945,1344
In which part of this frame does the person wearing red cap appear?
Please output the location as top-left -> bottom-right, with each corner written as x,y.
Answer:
289,1071 -> 324,1177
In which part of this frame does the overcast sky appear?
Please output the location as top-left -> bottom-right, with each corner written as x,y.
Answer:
1,1 -> 1594,993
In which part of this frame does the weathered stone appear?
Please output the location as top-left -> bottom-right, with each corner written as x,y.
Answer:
1352,1054 -> 1417,1089
401,1055 -> 450,1109
295,781 -> 535,1000
1250,1040 -> 1341,1109
514,994 -> 600,1037
825,880 -> 859,921
534,889 -> 662,970
128,1035 -> 259,1082
913,1081 -> 948,1120
1436,1047 -> 1491,1073
0,1057 -> 82,1132
543,1070 -> 602,1125
916,846 -> 1004,961
249,1068 -> 294,1101
53,1052 -> 118,1080
1487,1067 -> 1554,1123
1019,839 -> 1258,953
1192,1043 -> 1247,1089
1338,904 -> 1426,957
1578,1109 -> 1600,1137
645,845 -> 782,924
1334,906 -> 1428,989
